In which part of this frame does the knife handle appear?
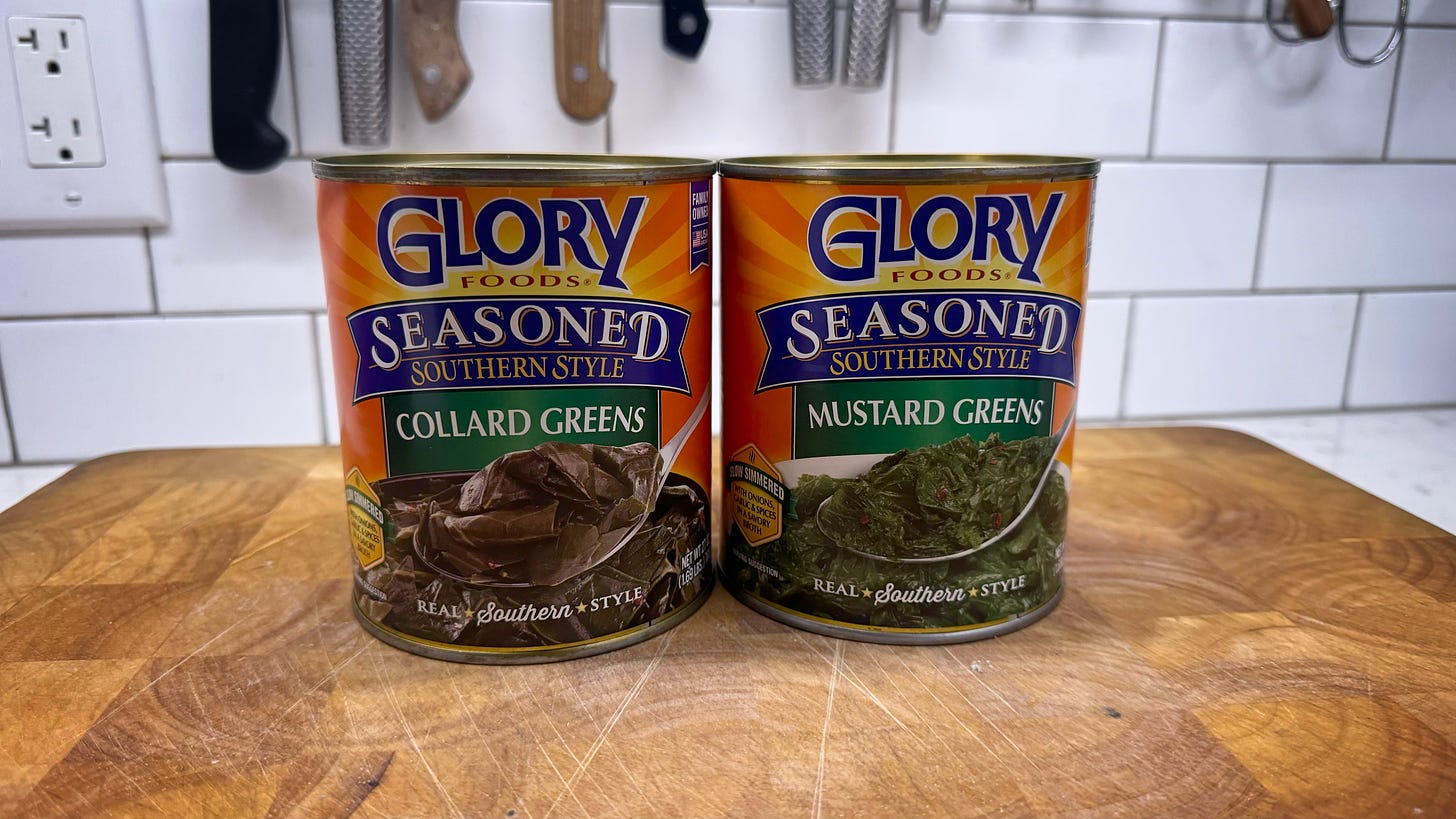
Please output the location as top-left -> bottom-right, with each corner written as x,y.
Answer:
790,0 -> 835,87
334,0 -> 390,145
554,0 -> 614,122
663,0 -> 710,59
403,0 -> 471,121
209,0 -> 289,171
844,0 -> 893,89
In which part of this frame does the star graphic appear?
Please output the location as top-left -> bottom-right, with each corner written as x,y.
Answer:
968,587 -> 980,598
464,610 -> 474,617
576,603 -> 588,613
861,588 -> 872,598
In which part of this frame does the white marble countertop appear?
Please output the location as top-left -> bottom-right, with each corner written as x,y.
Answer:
0,409 -> 1451,534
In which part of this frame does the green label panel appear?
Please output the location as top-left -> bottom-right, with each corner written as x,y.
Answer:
792,379 -> 1053,458
384,387 -> 659,475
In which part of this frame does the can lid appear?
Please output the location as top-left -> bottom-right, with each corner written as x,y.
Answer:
313,153 -> 717,185
718,154 -> 1100,183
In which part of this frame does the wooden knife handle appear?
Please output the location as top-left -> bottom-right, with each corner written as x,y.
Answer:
1288,0 -> 1334,39
402,0 -> 471,122
553,0 -> 613,122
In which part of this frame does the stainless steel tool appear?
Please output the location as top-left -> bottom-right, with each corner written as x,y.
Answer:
919,0 -> 946,33
334,0 -> 390,145
789,0 -> 835,87
844,0 -> 893,89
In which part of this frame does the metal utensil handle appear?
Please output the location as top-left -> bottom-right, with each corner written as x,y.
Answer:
790,0 -> 835,87
334,0 -> 390,145
920,0 -> 946,34
844,0 -> 893,89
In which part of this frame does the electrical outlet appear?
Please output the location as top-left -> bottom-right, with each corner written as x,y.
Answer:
9,16 -> 104,167
0,0 -> 166,229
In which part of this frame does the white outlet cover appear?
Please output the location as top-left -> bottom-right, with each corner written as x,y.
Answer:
0,0 -> 167,229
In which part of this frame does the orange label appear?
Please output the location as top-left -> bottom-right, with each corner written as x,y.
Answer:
316,173 -> 713,653
720,171 -> 1094,633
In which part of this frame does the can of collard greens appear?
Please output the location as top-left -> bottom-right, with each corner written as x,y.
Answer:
719,155 -> 1098,644
314,154 -> 715,663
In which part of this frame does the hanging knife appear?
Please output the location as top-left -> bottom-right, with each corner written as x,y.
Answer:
553,0 -> 613,121
334,0 -> 390,145
402,0 -> 472,121
790,0 -> 834,86
663,0 -> 709,59
210,0 -> 289,171
919,0 -> 946,33
844,0 -> 893,88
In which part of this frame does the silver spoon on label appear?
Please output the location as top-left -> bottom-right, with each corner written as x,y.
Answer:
816,400 -> 1076,564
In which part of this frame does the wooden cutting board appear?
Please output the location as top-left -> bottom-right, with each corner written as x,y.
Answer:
1,427 -> 1453,818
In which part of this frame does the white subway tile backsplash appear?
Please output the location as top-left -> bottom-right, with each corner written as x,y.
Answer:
315,313 -> 340,446
1154,22 -> 1396,159
1078,297 -> 1130,420
1346,0 -> 1456,25
289,0 -> 606,157
148,160 -> 324,312
609,6 -> 892,156
1347,291 -> 1456,408
1034,0 -> 1258,16
0,380 -> 12,463
0,232 -> 153,316
1124,294 -> 1358,416
1386,29 -> 1456,160
1090,163 -> 1265,294
894,15 -> 1159,156
0,316 -> 322,461
1259,164 -> 1456,290
141,0 -> 299,159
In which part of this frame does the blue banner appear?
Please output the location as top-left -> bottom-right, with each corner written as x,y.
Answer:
755,289 -> 1081,392
348,296 -> 692,402
690,179 -> 711,271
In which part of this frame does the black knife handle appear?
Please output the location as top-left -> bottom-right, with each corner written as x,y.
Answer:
210,0 -> 289,172
663,0 -> 709,59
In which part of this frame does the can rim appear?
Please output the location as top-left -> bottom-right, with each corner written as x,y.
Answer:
313,153 -> 717,185
718,154 -> 1100,182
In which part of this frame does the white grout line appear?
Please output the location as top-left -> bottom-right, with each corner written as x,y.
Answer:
1249,162 -> 1276,290
1115,297 -> 1137,421
1341,293 -> 1368,410
1144,18 -> 1167,159
1380,26 -> 1408,161
0,355 -> 21,464
141,226 -> 162,314
307,311 -> 332,446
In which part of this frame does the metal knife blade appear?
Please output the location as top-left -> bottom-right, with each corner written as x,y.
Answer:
334,0 -> 390,145
663,0 -> 709,59
402,0 -> 472,121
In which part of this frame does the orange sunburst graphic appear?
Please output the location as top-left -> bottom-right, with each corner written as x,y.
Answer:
315,176 -> 713,490
719,173 -> 1094,472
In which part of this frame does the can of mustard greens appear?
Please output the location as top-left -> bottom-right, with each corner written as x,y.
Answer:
314,154 -> 715,663
719,155 -> 1098,644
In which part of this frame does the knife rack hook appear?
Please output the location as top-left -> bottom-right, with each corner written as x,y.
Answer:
1264,0 -> 1408,67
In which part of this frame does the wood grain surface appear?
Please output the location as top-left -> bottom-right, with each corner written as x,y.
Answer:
1,428 -> 1453,818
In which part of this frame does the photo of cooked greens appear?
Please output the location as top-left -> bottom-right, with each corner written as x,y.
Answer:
356,441 -> 708,647
731,433 -> 1066,629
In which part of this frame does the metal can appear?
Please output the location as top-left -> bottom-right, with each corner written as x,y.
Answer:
314,154 -> 716,663
719,154 -> 1098,644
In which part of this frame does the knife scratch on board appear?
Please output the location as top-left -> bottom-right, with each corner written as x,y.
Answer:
787,629 -> 910,731
542,630 -> 675,819
501,672 -> 588,817
371,650 -> 465,819
446,667 -> 536,819
337,751 -> 396,819
811,639 -> 844,819
87,621 -> 245,733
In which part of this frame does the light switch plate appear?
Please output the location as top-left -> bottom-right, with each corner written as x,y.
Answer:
0,0 -> 167,229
